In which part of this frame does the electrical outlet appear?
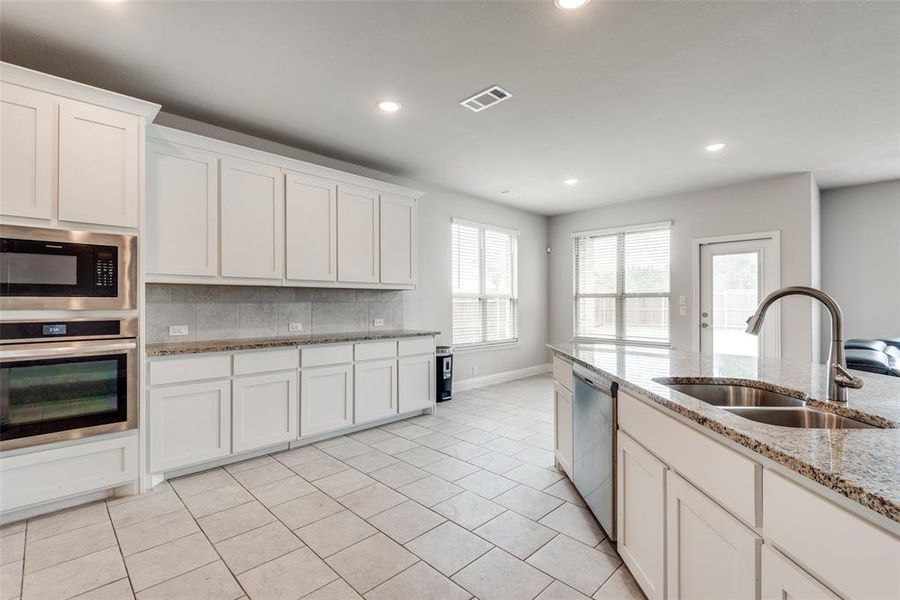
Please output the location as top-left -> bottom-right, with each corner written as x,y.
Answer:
472,366 -> 478,376
169,325 -> 188,337
373,318 -> 384,327
288,322 -> 304,332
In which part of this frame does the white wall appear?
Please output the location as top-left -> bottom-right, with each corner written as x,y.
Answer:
820,179 -> 900,345
548,173 -> 820,362
153,113 -> 550,382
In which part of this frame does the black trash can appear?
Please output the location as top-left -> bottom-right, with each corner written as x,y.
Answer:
436,346 -> 453,402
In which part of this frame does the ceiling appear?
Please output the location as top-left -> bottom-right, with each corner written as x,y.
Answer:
1,1 -> 898,216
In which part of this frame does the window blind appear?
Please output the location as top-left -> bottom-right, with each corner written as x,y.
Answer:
574,223 -> 670,344
452,220 -> 518,347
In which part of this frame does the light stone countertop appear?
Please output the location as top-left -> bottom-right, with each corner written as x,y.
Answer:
548,342 -> 900,525
147,329 -> 441,357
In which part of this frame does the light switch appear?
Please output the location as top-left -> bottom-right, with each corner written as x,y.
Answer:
373,318 -> 385,327
169,325 -> 189,336
288,322 -> 303,332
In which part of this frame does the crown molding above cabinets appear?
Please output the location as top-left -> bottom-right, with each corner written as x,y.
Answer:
146,126 -> 420,290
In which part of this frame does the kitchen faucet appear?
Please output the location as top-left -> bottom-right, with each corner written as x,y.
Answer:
745,286 -> 863,403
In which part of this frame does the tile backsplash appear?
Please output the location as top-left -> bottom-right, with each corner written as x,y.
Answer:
146,284 -> 404,344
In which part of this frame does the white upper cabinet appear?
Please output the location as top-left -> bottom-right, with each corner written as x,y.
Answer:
379,194 -> 416,285
220,157 -> 284,279
0,83 -> 53,220
285,171 -> 337,282
337,185 -> 380,284
146,142 -> 218,276
58,98 -> 140,228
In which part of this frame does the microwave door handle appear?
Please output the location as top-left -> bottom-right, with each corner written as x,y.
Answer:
0,341 -> 137,360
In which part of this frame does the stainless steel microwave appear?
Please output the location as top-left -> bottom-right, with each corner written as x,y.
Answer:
0,226 -> 136,310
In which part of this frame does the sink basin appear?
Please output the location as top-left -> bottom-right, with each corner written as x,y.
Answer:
655,380 -> 805,407
722,407 -> 875,429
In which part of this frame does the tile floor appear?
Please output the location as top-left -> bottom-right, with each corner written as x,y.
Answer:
0,374 -> 645,600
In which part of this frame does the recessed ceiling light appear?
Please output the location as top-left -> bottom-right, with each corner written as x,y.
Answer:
564,178 -> 579,186
705,142 -> 726,152
377,100 -> 401,113
554,0 -> 590,9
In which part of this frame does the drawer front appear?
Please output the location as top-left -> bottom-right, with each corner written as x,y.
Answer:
398,337 -> 434,357
150,354 -> 232,386
618,390 -> 759,526
552,355 -> 573,390
763,470 -> 899,600
301,344 -> 353,367
355,340 -> 397,361
234,349 -> 300,376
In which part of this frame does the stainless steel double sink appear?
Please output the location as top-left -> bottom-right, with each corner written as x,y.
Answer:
653,379 -> 875,429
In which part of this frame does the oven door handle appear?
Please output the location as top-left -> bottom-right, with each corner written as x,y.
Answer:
0,341 -> 137,360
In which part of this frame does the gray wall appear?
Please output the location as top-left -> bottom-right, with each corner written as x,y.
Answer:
547,173 -> 820,362
820,179 -> 900,346
148,114 -> 551,379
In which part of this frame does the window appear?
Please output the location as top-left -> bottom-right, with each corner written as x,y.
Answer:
452,219 -> 518,347
573,222 -> 671,344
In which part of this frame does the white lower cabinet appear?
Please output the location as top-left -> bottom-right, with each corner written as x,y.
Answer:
616,432 -> 666,600
300,364 -> 353,437
232,371 -> 299,453
665,471 -> 760,600
398,354 -> 434,413
354,359 -> 397,424
553,382 -> 573,478
761,545 -> 839,600
149,380 -> 231,472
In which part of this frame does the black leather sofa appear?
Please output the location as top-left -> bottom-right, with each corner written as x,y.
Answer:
844,338 -> 900,377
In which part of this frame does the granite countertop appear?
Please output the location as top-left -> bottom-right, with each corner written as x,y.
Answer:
147,329 -> 441,357
548,342 -> 900,525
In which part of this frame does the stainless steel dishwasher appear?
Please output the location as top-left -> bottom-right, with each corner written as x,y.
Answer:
572,364 -> 618,540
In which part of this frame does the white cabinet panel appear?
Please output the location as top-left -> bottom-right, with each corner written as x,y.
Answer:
398,354 -> 434,413
150,380 -> 231,472
379,194 -> 416,285
354,359 -> 397,424
616,432 -> 666,600
301,364 -> 353,437
233,371 -> 299,452
146,142 -> 218,276
761,545 -> 839,600
0,83 -> 53,220
220,157 -> 284,279
285,171 -> 337,282
665,471 -> 760,600
58,99 -> 140,228
553,382 -> 573,478
337,185 -> 379,283
552,356 -> 573,392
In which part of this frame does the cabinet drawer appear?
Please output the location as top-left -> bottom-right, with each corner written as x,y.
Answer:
398,337 -> 433,356
355,340 -> 397,361
552,355 -> 573,390
763,470 -> 899,600
150,354 -> 231,386
234,349 -> 300,375
301,344 -> 353,367
618,390 -> 759,527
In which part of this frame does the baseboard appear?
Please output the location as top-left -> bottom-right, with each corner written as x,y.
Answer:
454,363 -> 551,392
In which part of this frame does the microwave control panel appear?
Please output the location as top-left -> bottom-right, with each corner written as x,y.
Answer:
93,247 -> 118,296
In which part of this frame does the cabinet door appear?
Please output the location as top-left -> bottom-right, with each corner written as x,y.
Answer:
300,364 -> 353,437
354,359 -> 397,424
0,83 -> 53,219
285,171 -> 337,281
233,371 -> 299,452
666,471 -> 760,600
337,185 -> 379,283
554,382 -> 573,477
379,194 -> 416,285
761,545 -> 839,600
146,142 -> 218,276
149,380 -> 231,472
220,157 -> 284,279
617,432 -> 666,600
398,354 -> 434,413
58,99 -> 140,228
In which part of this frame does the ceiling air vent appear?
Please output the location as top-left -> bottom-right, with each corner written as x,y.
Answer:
460,85 -> 513,112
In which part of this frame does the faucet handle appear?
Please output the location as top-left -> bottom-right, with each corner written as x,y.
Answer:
834,364 -> 864,389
